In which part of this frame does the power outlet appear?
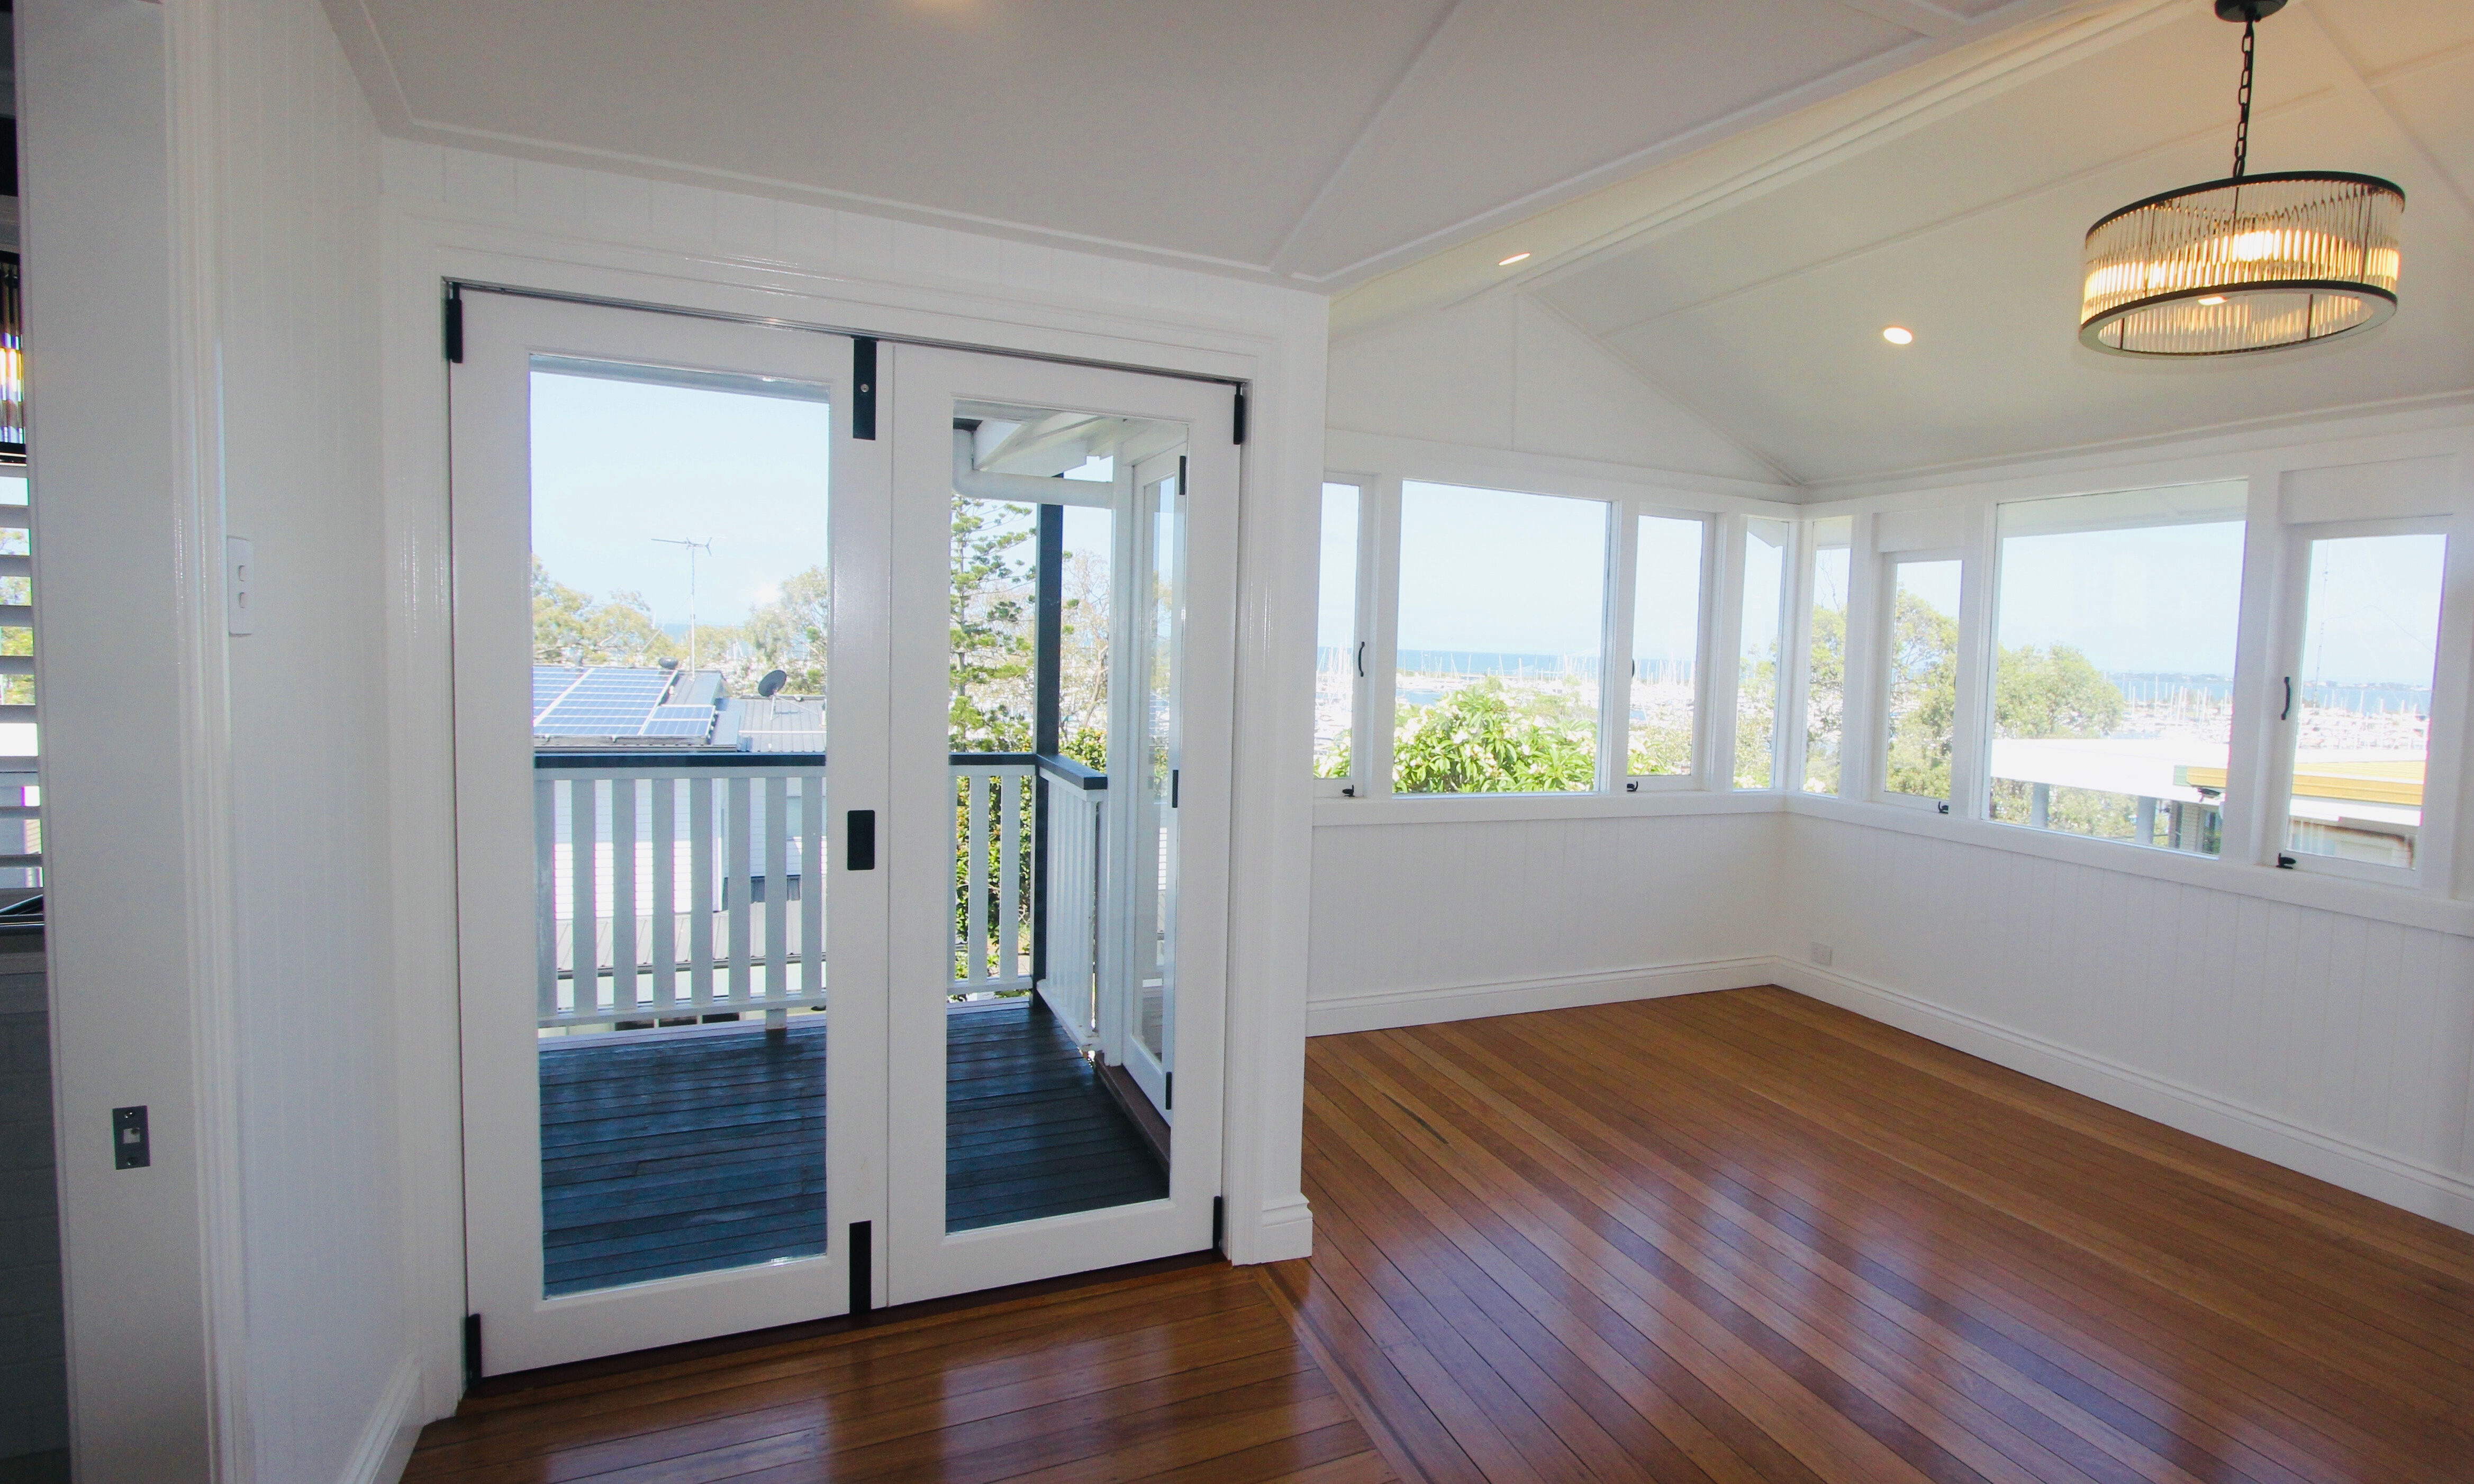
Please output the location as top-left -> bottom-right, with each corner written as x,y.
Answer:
1808,942 -> 1834,968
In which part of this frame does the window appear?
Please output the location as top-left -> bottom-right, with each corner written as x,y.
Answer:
2276,527 -> 2448,874
1987,484 -> 2246,853
1802,518 -> 1851,794
1735,518 -> 1789,789
1393,481 -> 1606,795
1881,557 -> 1961,803
1629,514 -> 1703,779
1314,481 -> 1361,786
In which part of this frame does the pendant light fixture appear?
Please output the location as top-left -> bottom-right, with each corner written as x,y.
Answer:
2079,0 -> 2402,357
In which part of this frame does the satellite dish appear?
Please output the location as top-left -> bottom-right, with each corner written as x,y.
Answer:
757,668 -> 790,698
657,657 -> 678,670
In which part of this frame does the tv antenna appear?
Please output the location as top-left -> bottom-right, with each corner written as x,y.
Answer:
651,537 -> 714,671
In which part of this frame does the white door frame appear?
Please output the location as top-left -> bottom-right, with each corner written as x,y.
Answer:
448,294 -> 891,1375
884,345 -> 1235,1305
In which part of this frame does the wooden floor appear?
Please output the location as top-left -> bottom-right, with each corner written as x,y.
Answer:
402,1262 -> 1395,1484
541,1003 -> 1163,1294
442,987 -> 2474,1482
1283,987 -> 2474,1484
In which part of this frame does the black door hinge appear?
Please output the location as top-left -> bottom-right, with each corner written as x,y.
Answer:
846,809 -> 876,871
1211,1195 -> 1224,1251
852,337 -> 877,440
1170,769 -> 1179,809
461,1314 -> 482,1389
1165,1070 -> 1174,1110
442,288 -> 464,364
1231,386 -> 1246,445
848,1220 -> 873,1316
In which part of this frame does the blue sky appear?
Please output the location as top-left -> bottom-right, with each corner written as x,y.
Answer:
1397,481 -> 1606,656
530,370 -> 833,626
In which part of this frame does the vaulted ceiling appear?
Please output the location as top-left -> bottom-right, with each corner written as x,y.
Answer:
1339,0 -> 2474,489
323,0 -> 2081,287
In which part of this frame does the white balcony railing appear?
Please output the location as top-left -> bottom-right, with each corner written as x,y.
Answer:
535,751 -> 1105,1030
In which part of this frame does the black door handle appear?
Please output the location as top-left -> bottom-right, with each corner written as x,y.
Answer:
846,809 -> 875,871
2281,676 -> 2293,721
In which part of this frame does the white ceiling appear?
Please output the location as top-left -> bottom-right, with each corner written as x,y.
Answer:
1354,0 -> 2474,488
322,0 -> 2080,286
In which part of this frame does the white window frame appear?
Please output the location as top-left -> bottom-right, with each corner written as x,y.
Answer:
1312,474 -> 1378,799
2263,515 -> 2461,889
1619,503 -> 1717,794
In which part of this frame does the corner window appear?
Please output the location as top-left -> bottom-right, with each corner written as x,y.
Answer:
1801,517 -> 1851,794
1313,481 -> 1362,788
1629,514 -> 1705,780
1988,484 -> 2246,853
1881,557 -> 1961,804
1393,481 -> 1606,795
1734,518 -> 1790,789
2276,527 -> 2447,875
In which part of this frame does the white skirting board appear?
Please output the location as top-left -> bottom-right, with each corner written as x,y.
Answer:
1244,1195 -> 1316,1264
339,1353 -> 424,1484
1306,955 -> 2474,1236
1304,957 -> 1782,1037
1770,959 -> 2474,1236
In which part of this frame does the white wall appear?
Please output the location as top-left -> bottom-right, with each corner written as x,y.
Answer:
1777,812 -> 2474,1228
217,2 -> 416,1481
26,1 -> 412,1480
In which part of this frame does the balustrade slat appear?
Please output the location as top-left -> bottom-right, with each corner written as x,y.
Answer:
801,772 -> 824,997
967,772 -> 989,985
764,773 -> 788,1003
535,779 -> 558,1022
688,778 -> 713,1008
727,775 -> 753,1003
572,778 -> 600,1020
611,778 -> 638,1017
999,772 -> 1021,985
651,777 -> 676,1015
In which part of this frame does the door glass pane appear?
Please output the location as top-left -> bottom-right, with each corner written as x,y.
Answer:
1394,482 -> 1607,794
1632,515 -> 1701,778
945,402 -> 1173,1233
1314,482 -> 1359,780
1735,518 -> 1789,789
1884,558 -> 1961,802
1989,484 -> 2246,853
528,359 -> 832,1296
1804,518 -> 1852,793
2282,532 -> 2446,870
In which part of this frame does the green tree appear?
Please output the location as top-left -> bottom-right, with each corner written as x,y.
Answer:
949,497 -> 1036,752
531,557 -> 677,668
1394,679 -> 1595,794
740,566 -> 831,694
1802,600 -> 1846,792
1994,642 -> 2122,739
1884,588 -> 1958,799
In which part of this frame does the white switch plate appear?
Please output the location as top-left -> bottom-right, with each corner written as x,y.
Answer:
1808,942 -> 1834,967
225,536 -> 255,636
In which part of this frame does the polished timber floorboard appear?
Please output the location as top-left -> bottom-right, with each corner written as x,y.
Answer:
1283,987 -> 2474,1484
402,1263 -> 1396,1484
433,988 -> 2472,1481
541,1002 -> 1164,1294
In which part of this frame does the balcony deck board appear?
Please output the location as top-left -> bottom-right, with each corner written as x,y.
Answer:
538,1000 -> 1167,1295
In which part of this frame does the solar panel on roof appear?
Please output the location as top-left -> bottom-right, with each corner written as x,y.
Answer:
534,667 -> 674,736
642,705 -> 716,740
532,667 -> 587,722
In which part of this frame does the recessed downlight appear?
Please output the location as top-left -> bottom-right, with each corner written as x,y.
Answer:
1498,251 -> 1531,267
1881,325 -> 1915,345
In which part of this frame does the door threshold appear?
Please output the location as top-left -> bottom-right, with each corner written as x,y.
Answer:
459,1247 -> 1228,1406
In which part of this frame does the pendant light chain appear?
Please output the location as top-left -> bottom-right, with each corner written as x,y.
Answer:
2232,16 -> 2255,179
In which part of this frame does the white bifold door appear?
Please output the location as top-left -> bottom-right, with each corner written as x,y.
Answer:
450,295 -> 1234,1375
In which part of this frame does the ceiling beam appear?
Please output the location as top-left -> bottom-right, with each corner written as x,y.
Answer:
1825,0 -> 1969,39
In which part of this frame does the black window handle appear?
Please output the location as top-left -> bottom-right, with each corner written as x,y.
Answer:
846,809 -> 875,871
2281,676 -> 2293,721
1355,640 -> 1366,678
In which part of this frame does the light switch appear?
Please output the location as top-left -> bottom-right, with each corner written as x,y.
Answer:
226,535 -> 255,636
